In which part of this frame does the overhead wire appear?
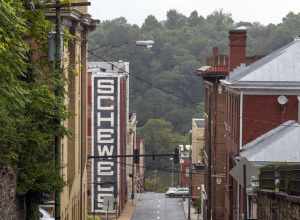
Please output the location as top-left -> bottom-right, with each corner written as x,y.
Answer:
89,157 -> 202,175
87,49 -> 199,106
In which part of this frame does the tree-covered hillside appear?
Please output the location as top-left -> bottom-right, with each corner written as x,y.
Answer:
88,10 -> 300,189
88,10 -> 300,134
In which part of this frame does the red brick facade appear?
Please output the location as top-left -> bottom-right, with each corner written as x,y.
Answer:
242,95 -> 298,144
197,28 -> 262,220
223,92 -> 299,219
180,159 -> 191,187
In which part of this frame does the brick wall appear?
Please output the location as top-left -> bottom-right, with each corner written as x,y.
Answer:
243,95 -> 298,145
203,80 -> 227,220
258,190 -> 300,220
180,159 -> 190,187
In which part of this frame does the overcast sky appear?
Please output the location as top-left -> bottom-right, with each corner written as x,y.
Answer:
89,0 -> 300,26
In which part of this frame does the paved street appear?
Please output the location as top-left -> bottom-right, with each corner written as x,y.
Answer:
131,192 -> 186,220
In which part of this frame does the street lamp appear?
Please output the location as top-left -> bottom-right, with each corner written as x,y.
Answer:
135,40 -> 155,49
188,144 -> 192,220
130,40 -> 155,201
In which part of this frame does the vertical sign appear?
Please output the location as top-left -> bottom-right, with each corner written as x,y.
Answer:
92,75 -> 118,212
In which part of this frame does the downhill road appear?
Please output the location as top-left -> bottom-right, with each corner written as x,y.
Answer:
131,192 -> 186,220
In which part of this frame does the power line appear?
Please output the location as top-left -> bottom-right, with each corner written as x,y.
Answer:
87,49 -> 198,106
89,157 -> 203,175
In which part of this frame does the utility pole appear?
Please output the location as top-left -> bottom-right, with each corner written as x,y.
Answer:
54,1 -> 62,219
170,158 -> 174,187
207,92 -> 212,220
49,2 -> 91,220
188,137 -> 192,220
131,157 -> 135,200
243,165 -> 247,220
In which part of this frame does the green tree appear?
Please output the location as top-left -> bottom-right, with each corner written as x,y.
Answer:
0,1 -> 66,219
88,10 -> 300,181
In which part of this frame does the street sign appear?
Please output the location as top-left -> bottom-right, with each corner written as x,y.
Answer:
229,157 -> 259,187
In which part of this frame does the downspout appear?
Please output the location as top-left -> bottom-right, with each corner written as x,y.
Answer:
212,83 -> 218,220
298,96 -> 300,122
207,88 -> 212,220
237,91 -> 243,220
80,29 -> 87,220
239,92 -> 244,149
237,182 -> 239,220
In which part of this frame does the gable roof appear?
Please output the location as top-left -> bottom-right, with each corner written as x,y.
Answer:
221,38 -> 300,89
240,121 -> 300,163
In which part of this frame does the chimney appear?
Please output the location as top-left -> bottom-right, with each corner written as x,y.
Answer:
229,27 -> 247,71
212,47 -> 219,57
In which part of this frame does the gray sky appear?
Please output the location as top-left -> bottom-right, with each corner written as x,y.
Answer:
89,0 -> 300,26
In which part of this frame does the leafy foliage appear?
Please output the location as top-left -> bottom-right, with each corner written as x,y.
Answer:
89,10 -> 300,133
89,10 -> 300,190
0,0 -> 66,205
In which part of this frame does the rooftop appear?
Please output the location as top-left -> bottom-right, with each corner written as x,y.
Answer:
222,38 -> 300,89
88,61 -> 129,75
193,118 -> 205,128
240,120 -> 300,163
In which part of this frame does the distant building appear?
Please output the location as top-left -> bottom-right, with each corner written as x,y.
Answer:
127,113 -> 137,200
127,113 -> 145,199
191,119 -> 205,201
180,146 -> 191,187
135,137 -> 145,194
192,119 -> 205,165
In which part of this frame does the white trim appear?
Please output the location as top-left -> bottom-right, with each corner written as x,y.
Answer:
239,92 -> 244,149
117,76 -> 121,209
91,73 -> 95,213
242,90 -> 300,95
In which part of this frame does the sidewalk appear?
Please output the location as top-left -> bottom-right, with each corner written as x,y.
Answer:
117,201 -> 135,220
182,199 -> 203,220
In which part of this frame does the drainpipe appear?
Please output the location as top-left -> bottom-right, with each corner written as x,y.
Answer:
297,96 -> 300,122
239,92 -> 244,149
237,181 -> 240,220
237,92 -> 244,220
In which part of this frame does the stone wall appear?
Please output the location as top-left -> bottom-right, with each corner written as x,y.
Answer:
258,190 -> 300,220
0,167 -> 17,220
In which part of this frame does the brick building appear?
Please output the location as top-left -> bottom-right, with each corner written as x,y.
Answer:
180,146 -> 191,187
196,28 -> 263,220
87,62 -> 130,218
221,37 -> 300,220
197,27 -> 300,220
195,46 -> 229,220
46,3 -> 96,220
191,119 -> 206,200
127,113 -> 145,200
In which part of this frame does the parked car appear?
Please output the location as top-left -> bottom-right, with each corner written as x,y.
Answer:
165,187 -> 177,197
165,187 -> 190,197
175,187 -> 189,197
39,208 -> 54,220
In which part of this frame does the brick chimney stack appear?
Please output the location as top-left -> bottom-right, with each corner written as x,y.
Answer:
212,47 -> 219,56
229,27 -> 247,71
